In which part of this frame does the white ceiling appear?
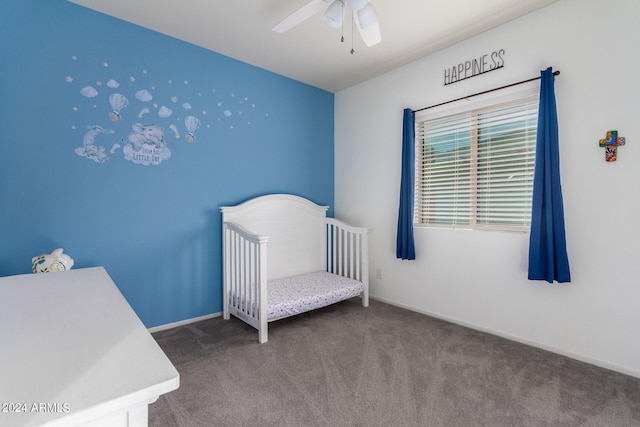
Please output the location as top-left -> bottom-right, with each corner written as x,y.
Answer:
68,0 -> 558,93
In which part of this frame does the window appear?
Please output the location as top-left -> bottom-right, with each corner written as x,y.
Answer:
415,91 -> 539,231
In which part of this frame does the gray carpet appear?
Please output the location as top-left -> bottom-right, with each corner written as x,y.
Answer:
149,298 -> 640,426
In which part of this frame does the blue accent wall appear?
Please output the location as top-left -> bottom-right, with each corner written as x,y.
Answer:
0,0 -> 334,327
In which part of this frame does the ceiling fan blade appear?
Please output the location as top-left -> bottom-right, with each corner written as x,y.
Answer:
354,11 -> 381,47
273,0 -> 332,33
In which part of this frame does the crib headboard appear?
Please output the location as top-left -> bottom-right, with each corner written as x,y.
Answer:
220,194 -> 329,280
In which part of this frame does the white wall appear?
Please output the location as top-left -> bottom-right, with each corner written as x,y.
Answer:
335,0 -> 640,378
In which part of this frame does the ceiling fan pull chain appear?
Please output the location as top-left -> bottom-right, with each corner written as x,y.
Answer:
341,2 -> 345,43
340,2 -> 344,43
351,12 -> 355,54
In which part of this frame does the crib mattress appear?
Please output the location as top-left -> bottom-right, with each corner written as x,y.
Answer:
267,271 -> 364,321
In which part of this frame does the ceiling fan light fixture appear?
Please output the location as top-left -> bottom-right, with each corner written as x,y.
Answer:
323,0 -> 344,29
357,3 -> 378,29
346,0 -> 368,11
273,0 -> 381,51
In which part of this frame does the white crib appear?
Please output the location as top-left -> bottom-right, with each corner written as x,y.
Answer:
220,194 -> 369,343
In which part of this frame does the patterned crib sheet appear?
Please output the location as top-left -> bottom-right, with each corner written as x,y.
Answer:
267,271 -> 364,320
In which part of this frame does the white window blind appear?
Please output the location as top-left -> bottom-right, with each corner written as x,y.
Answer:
415,94 -> 539,231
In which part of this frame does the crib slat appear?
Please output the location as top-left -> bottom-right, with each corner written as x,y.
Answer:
230,229 -> 236,311
249,240 -> 255,317
234,231 -> 238,311
355,233 -> 361,281
244,238 -> 249,315
340,228 -> 345,276
343,228 -> 348,277
350,231 -> 356,280
332,224 -> 337,274
234,230 -> 240,313
337,225 -> 340,274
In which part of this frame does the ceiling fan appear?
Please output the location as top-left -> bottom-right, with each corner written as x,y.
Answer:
273,0 -> 381,49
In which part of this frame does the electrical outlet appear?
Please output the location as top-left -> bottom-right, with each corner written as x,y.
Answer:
375,268 -> 383,280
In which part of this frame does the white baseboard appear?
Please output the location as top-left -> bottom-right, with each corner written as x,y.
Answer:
369,295 -> 640,380
148,312 -> 222,333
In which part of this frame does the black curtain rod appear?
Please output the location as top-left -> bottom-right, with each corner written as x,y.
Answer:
413,70 -> 560,113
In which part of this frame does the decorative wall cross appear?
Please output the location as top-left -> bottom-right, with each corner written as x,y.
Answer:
599,130 -> 626,162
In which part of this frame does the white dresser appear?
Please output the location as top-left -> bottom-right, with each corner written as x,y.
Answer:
0,267 -> 179,426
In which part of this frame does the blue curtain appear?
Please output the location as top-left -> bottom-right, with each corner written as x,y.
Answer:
528,67 -> 570,283
396,108 -> 416,260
